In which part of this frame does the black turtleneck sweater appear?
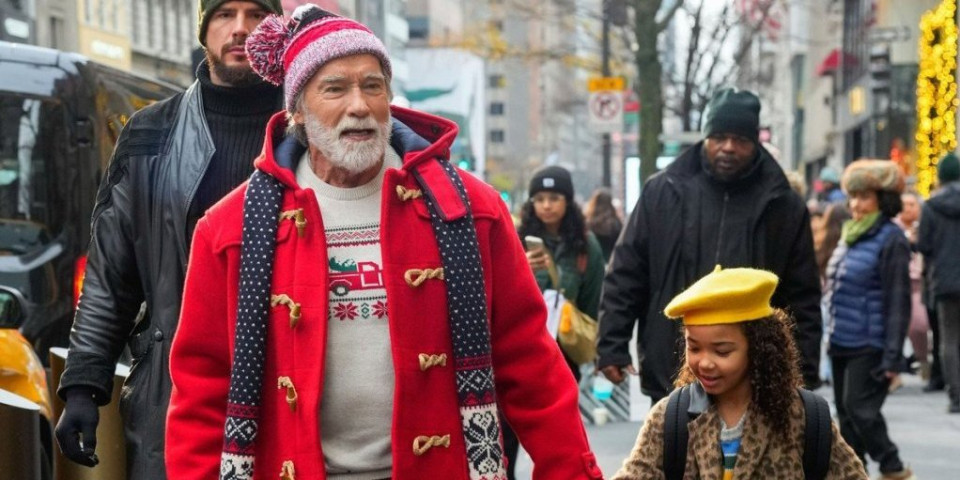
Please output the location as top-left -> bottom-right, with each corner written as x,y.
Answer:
187,63 -> 282,240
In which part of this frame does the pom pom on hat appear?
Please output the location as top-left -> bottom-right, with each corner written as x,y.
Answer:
245,13 -> 290,86
664,266 -> 779,326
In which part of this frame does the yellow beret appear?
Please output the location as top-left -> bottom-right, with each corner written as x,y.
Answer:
664,266 -> 779,326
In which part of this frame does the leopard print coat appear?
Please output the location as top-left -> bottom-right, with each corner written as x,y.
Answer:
612,391 -> 867,479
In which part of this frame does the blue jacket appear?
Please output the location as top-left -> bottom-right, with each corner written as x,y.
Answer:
826,217 -> 911,371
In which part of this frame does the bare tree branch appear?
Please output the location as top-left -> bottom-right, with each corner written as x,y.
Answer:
690,3 -> 732,85
715,1 -> 775,88
656,0 -> 685,33
679,1 -> 705,129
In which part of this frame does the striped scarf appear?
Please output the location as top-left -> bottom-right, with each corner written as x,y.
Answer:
219,160 -> 505,480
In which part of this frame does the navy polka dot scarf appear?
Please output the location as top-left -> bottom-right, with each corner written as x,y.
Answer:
219,161 -> 505,480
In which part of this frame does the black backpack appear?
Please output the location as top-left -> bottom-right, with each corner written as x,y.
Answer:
662,385 -> 832,480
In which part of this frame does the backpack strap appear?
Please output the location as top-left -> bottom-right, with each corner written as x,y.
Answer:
799,388 -> 832,480
663,385 -> 692,480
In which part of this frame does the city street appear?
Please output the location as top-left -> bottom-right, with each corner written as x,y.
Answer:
3,0 -> 960,478
516,374 -> 960,478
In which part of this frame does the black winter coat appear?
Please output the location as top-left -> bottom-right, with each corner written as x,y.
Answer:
919,182 -> 960,298
58,82 -> 217,480
597,143 -> 822,400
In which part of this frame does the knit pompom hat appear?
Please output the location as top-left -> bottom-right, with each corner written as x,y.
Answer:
841,159 -> 905,195
245,4 -> 392,112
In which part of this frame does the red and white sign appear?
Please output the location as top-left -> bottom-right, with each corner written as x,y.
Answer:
588,91 -> 623,133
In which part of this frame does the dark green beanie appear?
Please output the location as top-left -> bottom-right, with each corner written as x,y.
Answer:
701,88 -> 761,143
939,152 -> 960,183
198,0 -> 283,47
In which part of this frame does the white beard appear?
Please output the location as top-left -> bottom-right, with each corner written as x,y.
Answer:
304,111 -> 392,174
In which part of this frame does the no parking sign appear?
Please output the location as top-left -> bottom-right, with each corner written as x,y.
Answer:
588,77 -> 624,133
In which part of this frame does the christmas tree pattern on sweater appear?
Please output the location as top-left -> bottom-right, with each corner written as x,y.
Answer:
326,222 -> 388,322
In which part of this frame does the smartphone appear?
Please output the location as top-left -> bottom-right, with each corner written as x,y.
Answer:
524,235 -> 545,253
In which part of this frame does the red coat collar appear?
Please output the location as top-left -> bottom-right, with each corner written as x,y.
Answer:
253,106 -> 467,222
253,106 -> 459,190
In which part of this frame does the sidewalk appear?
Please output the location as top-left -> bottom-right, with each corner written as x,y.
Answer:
514,374 -> 960,478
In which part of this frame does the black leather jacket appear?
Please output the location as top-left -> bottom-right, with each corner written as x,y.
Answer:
57,82 -> 215,479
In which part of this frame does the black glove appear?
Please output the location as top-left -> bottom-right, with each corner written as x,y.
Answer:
55,387 -> 101,467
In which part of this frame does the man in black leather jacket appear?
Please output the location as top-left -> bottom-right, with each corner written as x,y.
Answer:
54,2 -> 283,478
597,88 -> 822,404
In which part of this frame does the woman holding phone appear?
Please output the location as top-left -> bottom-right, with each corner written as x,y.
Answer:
504,166 -> 605,479
518,165 -> 606,378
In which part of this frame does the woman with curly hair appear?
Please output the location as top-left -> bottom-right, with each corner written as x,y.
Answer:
519,165 -> 605,379
613,267 -> 865,479
824,160 -> 916,479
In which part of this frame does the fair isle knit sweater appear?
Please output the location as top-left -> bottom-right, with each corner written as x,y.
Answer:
295,147 -> 402,479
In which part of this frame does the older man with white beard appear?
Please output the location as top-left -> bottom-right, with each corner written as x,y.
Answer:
165,5 -> 602,480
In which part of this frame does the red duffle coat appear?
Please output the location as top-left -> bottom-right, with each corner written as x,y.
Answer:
166,107 -> 603,480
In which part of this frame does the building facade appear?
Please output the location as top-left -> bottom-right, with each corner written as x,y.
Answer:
26,0 -> 373,88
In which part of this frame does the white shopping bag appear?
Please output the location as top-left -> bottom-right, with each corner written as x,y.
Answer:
542,288 -> 565,338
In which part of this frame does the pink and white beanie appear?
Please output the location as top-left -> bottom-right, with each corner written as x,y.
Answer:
245,4 -> 392,112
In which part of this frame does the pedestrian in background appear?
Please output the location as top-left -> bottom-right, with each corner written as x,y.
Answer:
583,187 -> 623,262
612,267 -> 866,480
785,170 -> 807,199
824,160 -> 915,479
895,191 -> 930,382
919,152 -> 960,413
54,1 -> 284,478
817,203 -> 851,385
520,165 -> 606,380
166,6 -> 602,479
820,166 -> 847,204
513,165 -> 604,480
597,87 -> 822,405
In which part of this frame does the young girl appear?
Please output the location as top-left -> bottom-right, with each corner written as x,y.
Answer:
612,267 -> 867,480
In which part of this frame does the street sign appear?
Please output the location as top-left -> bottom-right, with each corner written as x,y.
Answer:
868,26 -> 910,44
588,90 -> 624,133
588,76 -> 625,92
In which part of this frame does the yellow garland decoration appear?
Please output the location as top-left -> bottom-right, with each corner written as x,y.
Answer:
916,0 -> 959,197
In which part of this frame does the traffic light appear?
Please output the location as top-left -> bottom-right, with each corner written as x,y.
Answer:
869,45 -> 891,111
456,155 -> 474,171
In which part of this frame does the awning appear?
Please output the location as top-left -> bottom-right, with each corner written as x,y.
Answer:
816,49 -> 841,76
816,49 -> 858,77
